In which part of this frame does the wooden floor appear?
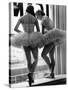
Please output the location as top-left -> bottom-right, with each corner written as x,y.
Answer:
11,74 -> 66,88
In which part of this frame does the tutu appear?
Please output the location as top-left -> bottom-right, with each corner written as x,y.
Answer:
31,29 -> 66,48
11,28 -> 66,48
42,28 -> 66,46
11,32 -> 44,48
11,32 -> 31,48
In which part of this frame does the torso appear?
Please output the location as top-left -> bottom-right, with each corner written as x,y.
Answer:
42,16 -> 54,30
20,13 -> 37,33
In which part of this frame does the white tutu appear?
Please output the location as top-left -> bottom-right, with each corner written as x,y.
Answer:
11,32 -> 31,48
11,32 -> 44,48
42,28 -> 66,46
11,29 -> 66,48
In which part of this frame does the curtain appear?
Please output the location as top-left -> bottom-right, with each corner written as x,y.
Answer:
49,5 -> 66,75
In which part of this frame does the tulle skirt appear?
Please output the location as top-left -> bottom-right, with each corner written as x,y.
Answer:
43,28 -> 66,46
11,32 -> 44,48
11,28 -> 66,48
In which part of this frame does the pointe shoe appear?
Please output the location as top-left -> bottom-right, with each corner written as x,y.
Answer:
50,73 -> 55,78
28,73 -> 34,86
45,73 -> 55,79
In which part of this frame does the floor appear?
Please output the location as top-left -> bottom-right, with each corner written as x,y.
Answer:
11,74 -> 66,88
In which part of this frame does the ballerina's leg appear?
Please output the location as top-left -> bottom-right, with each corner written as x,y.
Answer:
49,44 -> 55,78
23,46 -> 34,86
27,46 -> 38,86
31,47 -> 38,75
23,46 -> 32,72
41,43 -> 54,69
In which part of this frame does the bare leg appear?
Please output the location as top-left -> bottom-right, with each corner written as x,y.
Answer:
23,46 -> 32,73
31,47 -> 38,76
41,43 -> 54,70
23,46 -> 34,86
49,44 -> 55,78
23,46 -> 38,86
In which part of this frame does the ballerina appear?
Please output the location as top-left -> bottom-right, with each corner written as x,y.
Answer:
35,10 -> 66,78
11,5 -> 40,86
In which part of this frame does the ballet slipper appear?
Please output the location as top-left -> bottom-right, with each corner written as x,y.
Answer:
28,73 -> 34,86
45,73 -> 55,79
50,73 -> 55,78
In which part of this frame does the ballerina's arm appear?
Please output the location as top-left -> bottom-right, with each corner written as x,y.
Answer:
14,18 -> 22,33
35,19 -> 40,32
